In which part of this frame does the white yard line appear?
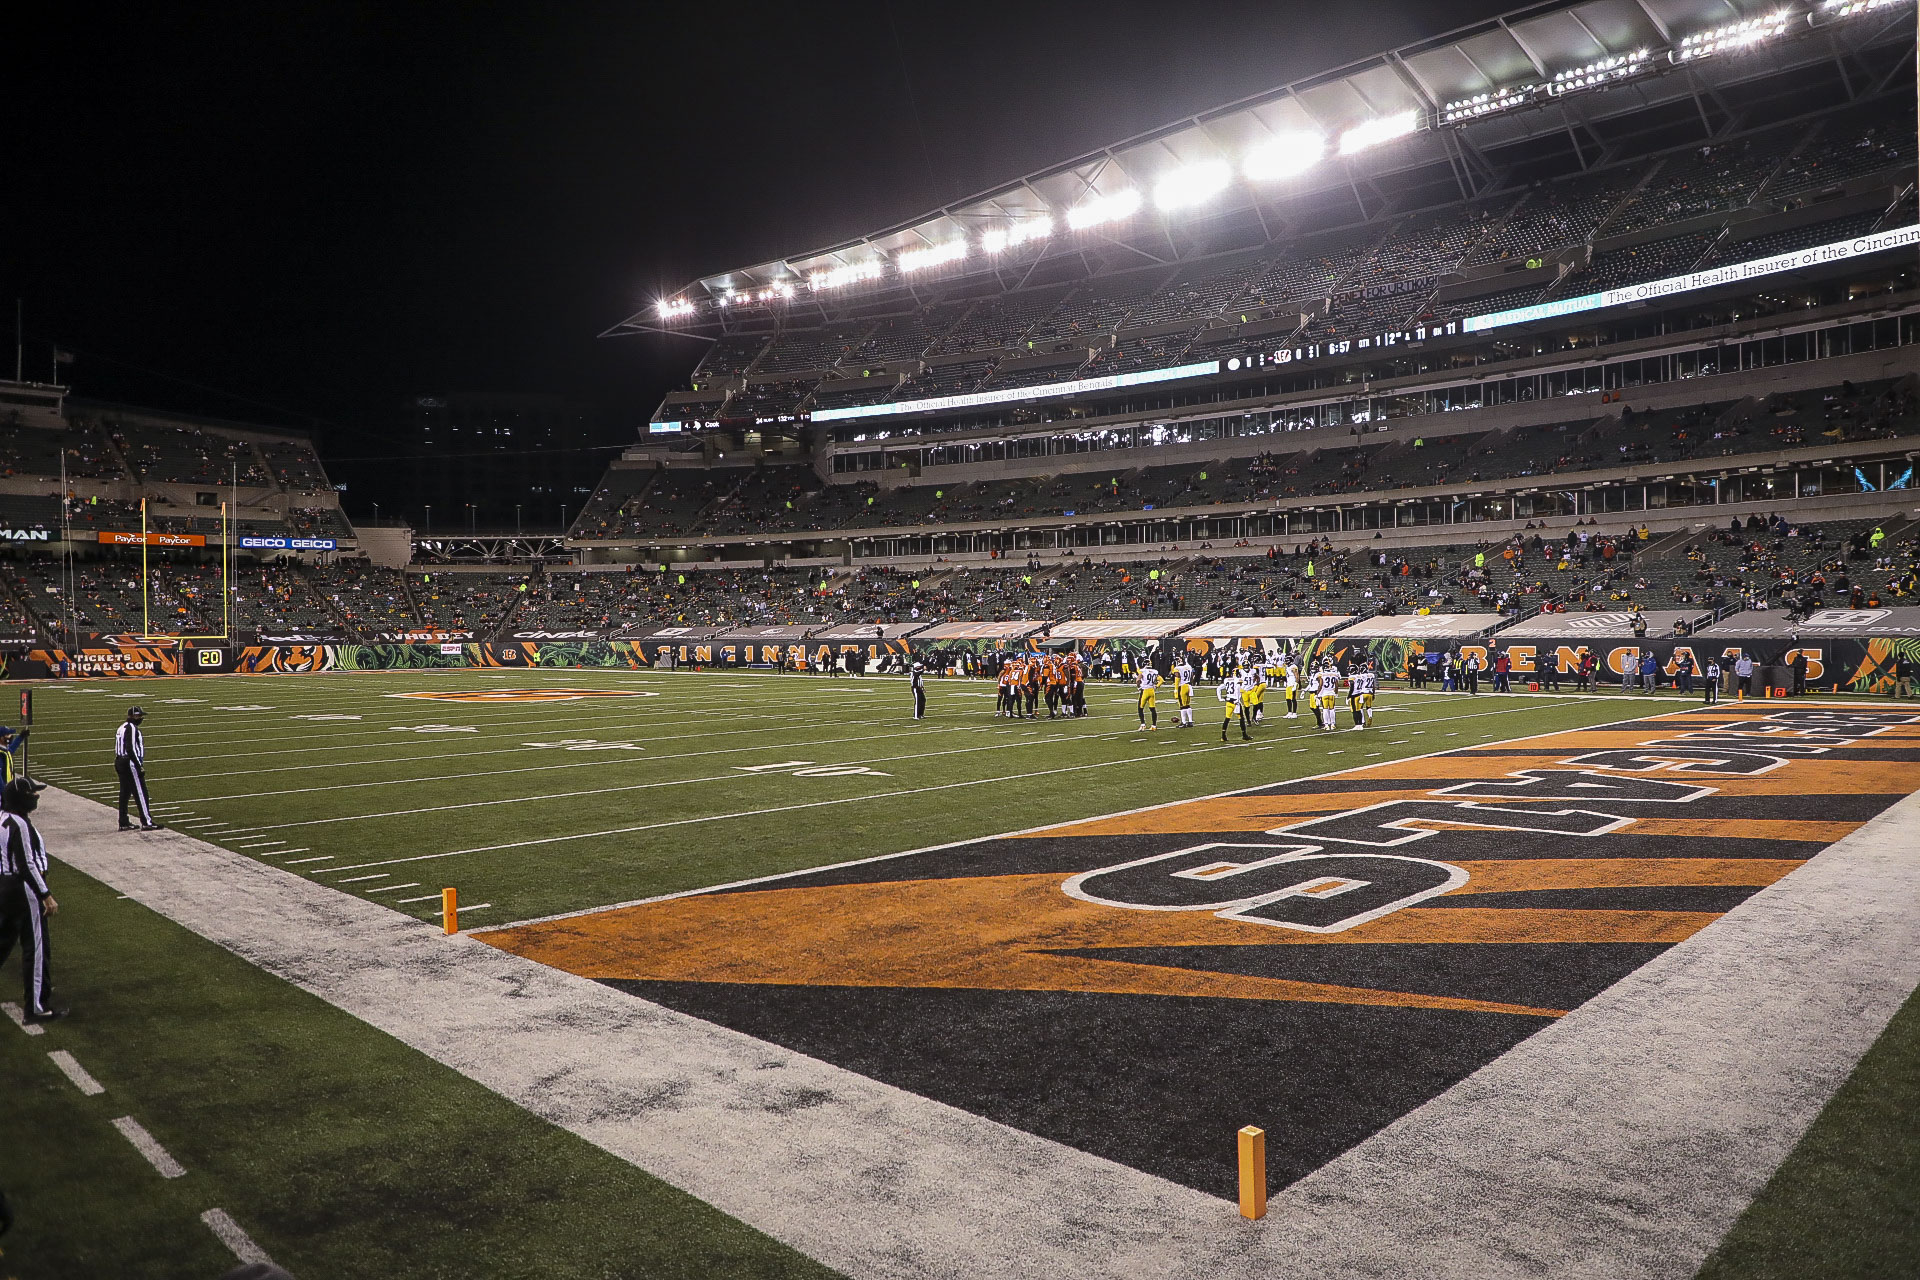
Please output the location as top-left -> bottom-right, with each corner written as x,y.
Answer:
27,693 -> 876,760
111,1116 -> 187,1179
252,699 -> 1590,862
366,882 -> 422,893
2,1001 -> 45,1037
475,701 -> 1700,929
309,751 -> 1206,876
48,1049 -> 105,1095
285,856 -> 333,865
220,725 -> 1156,834
38,743 -> 1920,1280
175,719 -> 1014,802
200,1209 -> 275,1267
337,873 -> 390,883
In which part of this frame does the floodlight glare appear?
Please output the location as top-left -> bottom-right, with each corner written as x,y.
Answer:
1674,12 -> 1791,61
1153,161 -> 1232,211
1066,188 -> 1142,231
1442,83 -> 1540,124
1820,0 -> 1910,15
982,216 -> 1053,254
1243,132 -> 1325,180
1548,49 -> 1651,96
656,298 -> 695,319
897,240 -> 969,273
808,260 -> 884,290
1338,110 -> 1419,155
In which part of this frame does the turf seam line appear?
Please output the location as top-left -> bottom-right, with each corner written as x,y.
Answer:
112,1116 -> 186,1179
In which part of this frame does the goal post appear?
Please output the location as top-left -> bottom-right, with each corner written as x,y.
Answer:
137,497 -> 233,644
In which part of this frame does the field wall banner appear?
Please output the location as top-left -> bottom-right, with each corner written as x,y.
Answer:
6,635 -> 1919,695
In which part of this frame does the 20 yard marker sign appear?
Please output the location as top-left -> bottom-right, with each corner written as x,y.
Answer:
485,705 -> 1920,1198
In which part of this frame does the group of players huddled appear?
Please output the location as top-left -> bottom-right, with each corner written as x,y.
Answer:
993,653 -> 1090,719
1132,653 -> 1379,741
992,648 -> 1381,741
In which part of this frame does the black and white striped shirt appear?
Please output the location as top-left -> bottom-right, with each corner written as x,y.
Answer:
115,721 -> 145,764
0,812 -> 50,897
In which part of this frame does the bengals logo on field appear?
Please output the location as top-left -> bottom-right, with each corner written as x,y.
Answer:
388,689 -> 658,703
488,705 -> 1920,1015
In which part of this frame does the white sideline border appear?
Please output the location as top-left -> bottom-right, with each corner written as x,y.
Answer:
36,702 -> 1920,1280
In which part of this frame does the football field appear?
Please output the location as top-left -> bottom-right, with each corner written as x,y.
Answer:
19,668 -> 1658,927
4,669 -> 1918,1279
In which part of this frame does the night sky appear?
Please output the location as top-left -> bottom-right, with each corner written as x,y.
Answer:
4,1 -> 1517,516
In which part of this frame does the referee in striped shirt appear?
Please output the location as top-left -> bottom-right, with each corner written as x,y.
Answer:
115,707 -> 159,831
0,778 -> 63,1022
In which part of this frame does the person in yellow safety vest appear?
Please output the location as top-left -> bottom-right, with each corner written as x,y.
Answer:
1305,560 -> 1315,579
1474,551 -> 1485,569
1871,526 -> 1885,550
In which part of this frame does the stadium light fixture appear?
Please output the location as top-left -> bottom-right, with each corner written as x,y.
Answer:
1673,12 -> 1791,62
1818,0 -> 1912,17
1066,188 -> 1142,231
1338,110 -> 1419,156
1243,132 -> 1325,181
982,216 -> 1053,254
809,260 -> 884,290
1442,83 -> 1540,124
753,281 -> 795,302
1548,50 -> 1651,96
656,298 -> 695,320
1152,161 -> 1232,212
897,240 -> 969,273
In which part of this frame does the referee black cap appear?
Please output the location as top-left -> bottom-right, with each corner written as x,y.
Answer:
2,778 -> 36,813
127,706 -> 145,720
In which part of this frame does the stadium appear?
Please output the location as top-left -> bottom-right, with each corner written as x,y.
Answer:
3,1 -> 1919,1277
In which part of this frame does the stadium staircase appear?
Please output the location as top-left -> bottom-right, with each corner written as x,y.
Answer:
100,431 -> 140,486
691,471 -> 752,535
249,440 -> 276,492
288,566 -> 351,639
482,584 -> 530,642
1633,527 -> 1699,564
1869,512 -> 1920,546
398,574 -> 426,626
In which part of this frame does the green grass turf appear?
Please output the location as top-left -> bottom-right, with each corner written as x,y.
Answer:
8,670 -> 1917,1275
0,862 -> 840,1280
16,668 -> 1723,927
1695,984 -> 1920,1280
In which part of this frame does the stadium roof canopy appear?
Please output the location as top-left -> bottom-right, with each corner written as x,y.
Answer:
613,0 -> 1915,337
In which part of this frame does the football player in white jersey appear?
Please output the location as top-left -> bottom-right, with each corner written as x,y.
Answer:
1136,664 -> 1162,730
1349,661 -> 1377,729
1314,660 -> 1342,731
1282,654 -> 1301,717
1174,659 -> 1196,727
1218,673 -> 1250,742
